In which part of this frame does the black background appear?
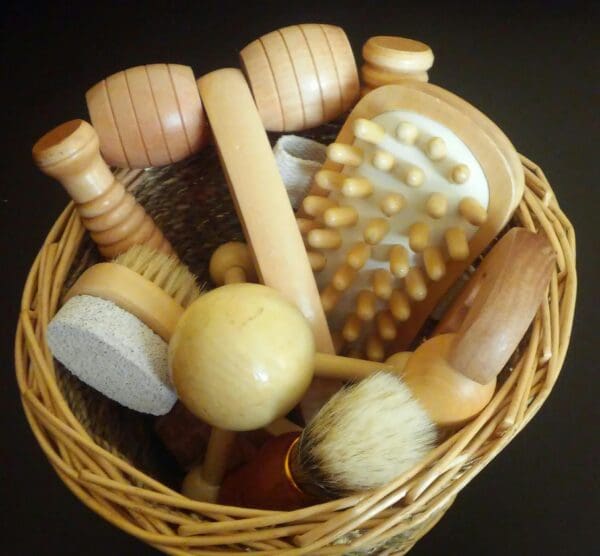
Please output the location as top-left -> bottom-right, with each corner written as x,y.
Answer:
1,1 -> 598,554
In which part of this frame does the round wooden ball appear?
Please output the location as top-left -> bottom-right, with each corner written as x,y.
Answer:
169,283 -> 315,431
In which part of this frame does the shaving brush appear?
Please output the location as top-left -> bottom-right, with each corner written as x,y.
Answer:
218,373 -> 436,509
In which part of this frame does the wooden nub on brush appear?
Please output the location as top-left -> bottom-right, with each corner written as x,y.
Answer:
299,82 -> 524,359
199,228 -> 555,510
33,120 -> 172,258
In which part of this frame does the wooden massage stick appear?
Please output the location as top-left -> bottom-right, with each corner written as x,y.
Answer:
32,119 -> 172,258
215,228 -> 555,509
360,36 -> 434,96
182,243 -> 305,501
86,25 -> 359,167
298,82 -> 524,361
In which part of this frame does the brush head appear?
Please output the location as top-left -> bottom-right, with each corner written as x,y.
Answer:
295,372 -> 436,497
114,244 -> 201,308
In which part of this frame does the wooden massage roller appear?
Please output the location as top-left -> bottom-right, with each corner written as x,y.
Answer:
298,80 -> 525,360
32,119 -> 172,258
86,24 -> 359,168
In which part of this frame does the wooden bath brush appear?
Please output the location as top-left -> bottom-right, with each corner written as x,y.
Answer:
48,245 -> 200,415
299,82 -> 524,359
32,119 -> 172,258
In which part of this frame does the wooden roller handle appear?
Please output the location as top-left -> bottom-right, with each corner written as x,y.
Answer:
446,228 -> 555,384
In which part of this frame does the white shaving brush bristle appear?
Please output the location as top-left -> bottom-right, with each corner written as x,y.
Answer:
114,245 -> 201,307
296,373 -> 436,496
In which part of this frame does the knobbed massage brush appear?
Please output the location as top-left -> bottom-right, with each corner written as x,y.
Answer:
85,24 -> 359,167
48,245 -> 200,415
175,228 -> 554,511
298,81 -> 525,359
32,119 -> 172,258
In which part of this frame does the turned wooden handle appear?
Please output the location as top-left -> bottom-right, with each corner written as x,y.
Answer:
32,119 -> 172,257
218,432 -> 313,510
447,228 -> 556,384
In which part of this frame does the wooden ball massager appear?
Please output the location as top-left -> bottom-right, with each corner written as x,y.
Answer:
360,36 -> 434,96
299,81 -> 525,360
86,24 -> 359,167
32,119 -> 172,258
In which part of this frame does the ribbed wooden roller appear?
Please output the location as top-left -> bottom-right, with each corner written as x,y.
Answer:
32,119 -> 172,257
86,64 -> 209,168
240,23 -> 360,132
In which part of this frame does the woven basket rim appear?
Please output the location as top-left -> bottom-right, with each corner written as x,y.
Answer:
15,153 -> 577,555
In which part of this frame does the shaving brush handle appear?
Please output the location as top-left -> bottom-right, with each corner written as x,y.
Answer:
219,432 -> 314,510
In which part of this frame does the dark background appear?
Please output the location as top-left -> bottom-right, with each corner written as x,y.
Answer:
1,1 -> 598,554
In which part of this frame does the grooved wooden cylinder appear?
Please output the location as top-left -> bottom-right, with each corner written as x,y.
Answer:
240,24 -> 360,132
86,64 -> 209,168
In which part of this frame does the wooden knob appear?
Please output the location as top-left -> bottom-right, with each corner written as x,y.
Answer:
240,24 -> 359,132
360,36 -> 434,93
169,284 -> 315,431
209,242 -> 257,285
86,64 -> 209,168
362,36 -> 434,73
32,119 -> 172,257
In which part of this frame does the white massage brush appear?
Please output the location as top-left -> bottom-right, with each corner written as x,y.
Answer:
48,245 -> 200,415
299,82 -> 523,359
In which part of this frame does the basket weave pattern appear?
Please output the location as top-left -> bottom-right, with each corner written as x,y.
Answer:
15,152 -> 576,555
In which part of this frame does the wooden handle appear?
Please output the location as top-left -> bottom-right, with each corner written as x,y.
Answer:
219,432 -> 313,510
447,228 -> 555,384
86,64 -> 208,168
197,69 -> 334,354
314,352 -> 401,380
32,119 -> 172,257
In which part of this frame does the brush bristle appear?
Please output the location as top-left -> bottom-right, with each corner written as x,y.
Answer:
114,245 -> 201,307
297,372 -> 436,497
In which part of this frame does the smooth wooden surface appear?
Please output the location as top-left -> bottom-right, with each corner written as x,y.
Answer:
363,36 -> 434,73
197,68 -> 334,354
32,119 -> 172,257
169,284 -> 315,431
86,64 -> 208,168
240,24 -> 359,131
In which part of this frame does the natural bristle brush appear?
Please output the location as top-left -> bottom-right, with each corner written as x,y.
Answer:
48,245 -> 200,415
299,82 -> 524,358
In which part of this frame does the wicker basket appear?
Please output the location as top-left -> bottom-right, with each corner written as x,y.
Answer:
15,124 -> 576,555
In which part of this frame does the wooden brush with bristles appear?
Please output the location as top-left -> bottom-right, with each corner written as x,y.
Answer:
47,244 -> 201,415
216,372 -> 436,510
298,82 -> 524,360
114,244 -> 200,308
